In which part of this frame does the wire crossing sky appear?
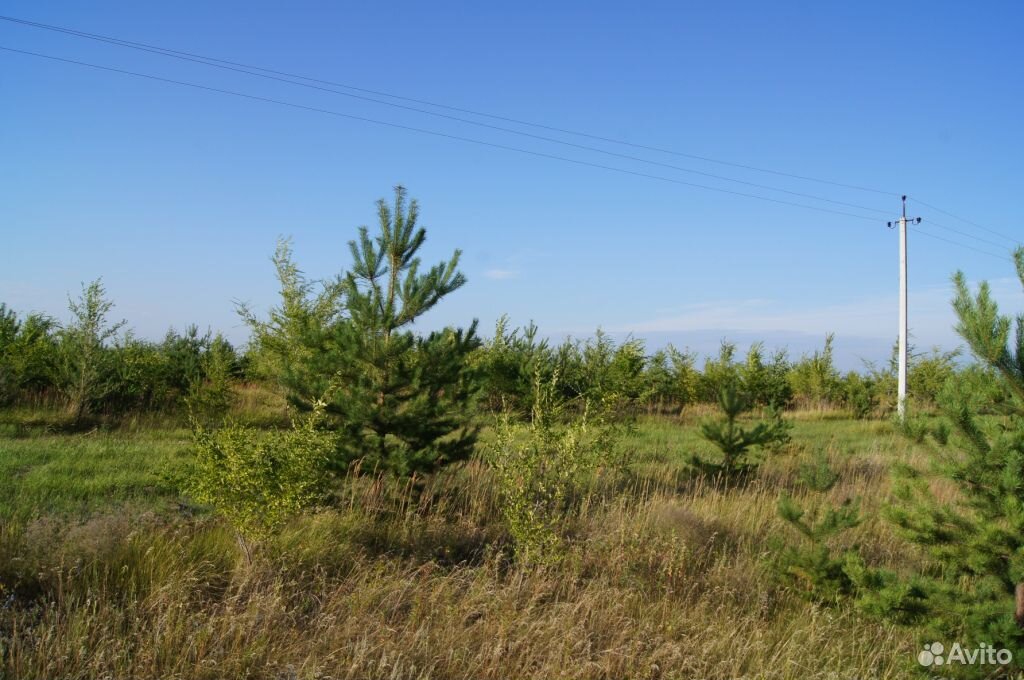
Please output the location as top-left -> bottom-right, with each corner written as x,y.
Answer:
1,2 -> 1022,369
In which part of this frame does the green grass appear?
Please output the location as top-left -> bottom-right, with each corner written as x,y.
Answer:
0,410 -> 946,679
0,413 -> 915,522
0,427 -> 191,520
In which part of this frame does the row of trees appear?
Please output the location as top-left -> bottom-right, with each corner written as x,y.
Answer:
0,286 -> 240,420
1,293 -> 982,425
0,290 -> 998,431
476,325 -> 980,418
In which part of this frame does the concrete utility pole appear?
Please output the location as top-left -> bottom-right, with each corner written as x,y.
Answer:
888,196 -> 921,421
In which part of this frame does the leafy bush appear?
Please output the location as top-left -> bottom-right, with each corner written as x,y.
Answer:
185,334 -> 237,425
55,280 -> 125,422
485,372 -> 629,564
239,238 -> 345,409
475,316 -> 553,415
740,342 -> 793,408
840,371 -> 876,419
644,345 -> 702,413
186,409 -> 333,560
909,347 -> 960,408
893,414 -> 929,444
698,341 -> 741,404
0,304 -> 57,406
788,334 -> 842,409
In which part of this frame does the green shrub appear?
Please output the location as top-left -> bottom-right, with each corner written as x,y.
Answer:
893,414 -> 929,444
797,449 -> 840,492
475,316 -> 553,415
55,279 -> 125,422
740,342 -> 793,408
698,341 -> 741,403
788,334 -> 842,409
186,409 -> 334,560
841,371 -> 876,419
485,372 -> 628,565
185,333 -> 236,425
929,419 -> 950,446
0,304 -> 57,406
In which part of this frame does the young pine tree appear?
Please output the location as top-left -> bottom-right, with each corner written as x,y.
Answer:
332,186 -> 481,475
855,247 -> 1024,662
242,188 -> 479,476
773,451 -> 862,603
694,383 -> 790,476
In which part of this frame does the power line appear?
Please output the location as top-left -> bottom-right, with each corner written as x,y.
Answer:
12,14 -> 1018,254
0,14 -> 898,198
0,45 -> 891,225
0,14 -> 895,216
907,225 -> 1013,263
916,217 -> 1014,251
1,45 -> 1015,266
911,196 -> 1020,246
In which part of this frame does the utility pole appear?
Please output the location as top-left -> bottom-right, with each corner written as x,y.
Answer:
888,196 -> 921,421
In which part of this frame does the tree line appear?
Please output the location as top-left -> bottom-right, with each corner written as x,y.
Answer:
0,280 -> 1001,426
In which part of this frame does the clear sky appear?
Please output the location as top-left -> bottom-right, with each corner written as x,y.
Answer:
2,1 -> 1022,369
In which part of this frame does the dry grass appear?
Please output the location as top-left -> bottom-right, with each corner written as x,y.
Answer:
0,415 -> 941,679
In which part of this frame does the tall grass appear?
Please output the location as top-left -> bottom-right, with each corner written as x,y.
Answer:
0,415 -> 939,679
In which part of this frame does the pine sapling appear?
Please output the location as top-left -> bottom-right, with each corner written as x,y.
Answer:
768,449 -> 863,602
694,384 -> 788,476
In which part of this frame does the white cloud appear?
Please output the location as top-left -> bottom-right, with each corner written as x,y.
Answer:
483,269 -> 519,280
614,277 -> 1024,350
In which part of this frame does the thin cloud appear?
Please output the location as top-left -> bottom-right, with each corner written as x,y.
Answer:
614,277 -> 1023,350
483,269 -> 519,280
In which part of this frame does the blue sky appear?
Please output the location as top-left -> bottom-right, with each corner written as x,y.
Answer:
2,1 -> 1022,369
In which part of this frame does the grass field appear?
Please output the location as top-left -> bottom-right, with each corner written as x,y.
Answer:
0,411 -> 940,679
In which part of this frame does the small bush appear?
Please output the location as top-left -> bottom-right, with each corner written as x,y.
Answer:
485,373 -> 629,565
893,414 -> 928,443
185,408 -> 334,560
929,419 -> 950,446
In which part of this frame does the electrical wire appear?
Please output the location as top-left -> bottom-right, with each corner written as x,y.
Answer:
907,225 -> 1013,263
911,196 -> 1020,246
916,218 -> 1014,251
0,14 -> 896,216
0,43 -> 1016,265
0,14 -> 898,197
0,45 -> 893,225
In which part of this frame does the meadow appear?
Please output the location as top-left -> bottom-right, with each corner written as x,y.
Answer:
0,403 -> 933,680
2,197 -> 1021,679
